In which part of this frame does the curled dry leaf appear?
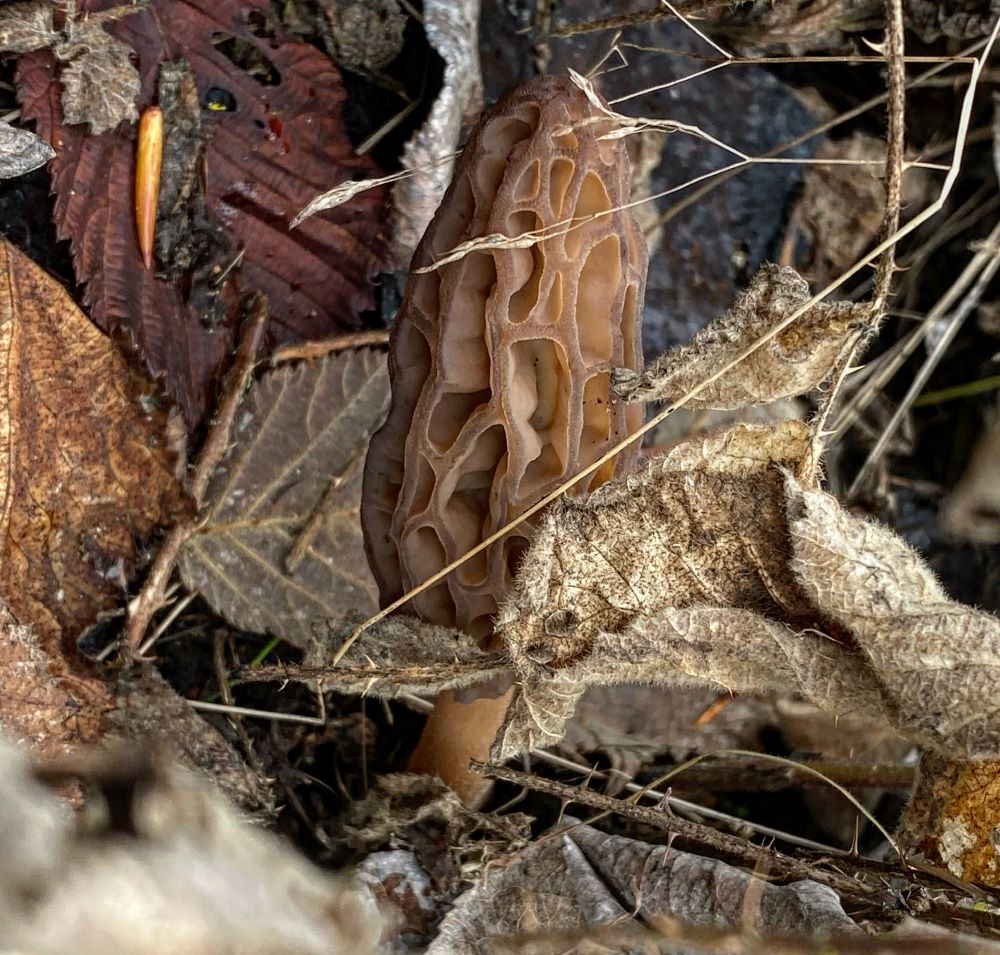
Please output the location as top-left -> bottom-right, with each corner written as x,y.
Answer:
0,121 -> 54,179
0,238 -> 181,754
16,0 -> 388,426
786,479 -> 1000,761
429,820 -> 857,954
178,349 -> 389,647
388,0 -> 482,266
492,420 -> 1000,762
0,742 -> 382,955
611,264 -> 869,409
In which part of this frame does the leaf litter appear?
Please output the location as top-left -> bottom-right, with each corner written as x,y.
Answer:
13,0 -> 389,426
4,0 -> 1000,949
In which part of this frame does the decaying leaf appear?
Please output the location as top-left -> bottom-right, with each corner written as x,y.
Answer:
245,612 -> 507,698
0,121 -> 54,178
0,237 -> 181,754
490,423 -> 1000,762
0,741 -> 382,955
901,751 -> 1000,884
429,820 -> 857,954
388,0 -> 482,266
497,420 -> 816,669
16,0 -> 388,426
612,265 -> 869,409
295,0 -> 408,74
0,1 -> 141,132
178,349 -> 389,646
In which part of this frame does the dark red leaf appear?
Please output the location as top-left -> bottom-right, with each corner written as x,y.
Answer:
16,0 -> 388,427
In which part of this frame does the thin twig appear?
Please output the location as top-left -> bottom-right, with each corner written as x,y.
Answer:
471,761 -> 902,912
804,0 -> 907,478
269,329 -> 390,366
187,699 -> 325,726
848,221 -> 1000,496
123,295 -> 269,655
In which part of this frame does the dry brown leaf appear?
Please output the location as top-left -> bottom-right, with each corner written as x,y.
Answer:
611,265 -> 869,409
388,0 -> 481,267
0,2 -> 141,132
110,667 -> 273,816
0,237 -> 181,754
0,121 -> 54,178
429,821 -> 857,954
0,598 -> 111,759
178,349 -> 389,646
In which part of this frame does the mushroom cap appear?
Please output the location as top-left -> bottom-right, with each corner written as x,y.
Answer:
362,75 -> 647,640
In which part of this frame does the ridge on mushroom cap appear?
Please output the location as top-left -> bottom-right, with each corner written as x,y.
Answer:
361,74 -> 647,640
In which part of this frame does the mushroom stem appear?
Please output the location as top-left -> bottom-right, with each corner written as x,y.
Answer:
407,688 -> 514,807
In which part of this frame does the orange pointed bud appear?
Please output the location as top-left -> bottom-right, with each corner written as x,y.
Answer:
135,106 -> 163,270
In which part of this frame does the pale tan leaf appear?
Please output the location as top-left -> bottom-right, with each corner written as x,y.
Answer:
787,478 -> 1000,760
388,0 -> 481,267
494,607 -> 885,761
428,822 -> 857,954
179,349 -> 389,646
612,265 -> 868,409
941,414 -> 1000,543
497,420 -> 814,670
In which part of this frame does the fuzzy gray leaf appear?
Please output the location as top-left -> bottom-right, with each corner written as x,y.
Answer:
612,264 -> 868,409
0,122 -> 53,179
787,479 -> 1000,760
179,349 -> 389,646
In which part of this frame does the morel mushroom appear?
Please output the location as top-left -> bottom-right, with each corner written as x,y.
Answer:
362,75 -> 647,804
